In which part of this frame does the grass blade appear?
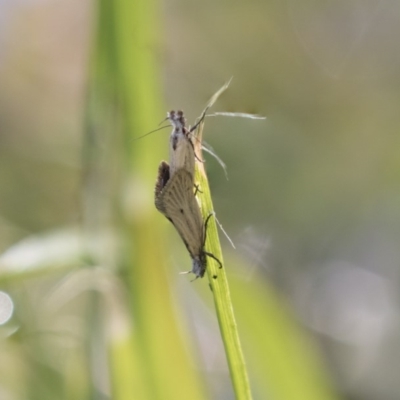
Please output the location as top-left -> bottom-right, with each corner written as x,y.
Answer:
194,116 -> 253,400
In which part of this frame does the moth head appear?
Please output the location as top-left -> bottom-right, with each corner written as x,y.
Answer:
192,254 -> 207,279
167,110 -> 187,133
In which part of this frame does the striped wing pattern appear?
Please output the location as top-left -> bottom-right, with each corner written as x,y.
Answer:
155,164 -> 204,258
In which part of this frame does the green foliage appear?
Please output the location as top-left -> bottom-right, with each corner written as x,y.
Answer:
0,1 -> 342,399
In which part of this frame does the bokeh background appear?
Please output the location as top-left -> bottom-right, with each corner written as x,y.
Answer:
1,0 -> 400,399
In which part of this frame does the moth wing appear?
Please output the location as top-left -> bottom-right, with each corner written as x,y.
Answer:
154,161 -> 170,215
169,133 -> 196,179
160,168 -> 204,257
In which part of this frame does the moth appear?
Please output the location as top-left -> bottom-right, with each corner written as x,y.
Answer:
154,161 -> 222,279
167,110 -> 199,179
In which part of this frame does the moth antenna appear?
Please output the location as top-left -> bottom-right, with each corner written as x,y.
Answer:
158,116 -> 169,126
132,124 -> 170,141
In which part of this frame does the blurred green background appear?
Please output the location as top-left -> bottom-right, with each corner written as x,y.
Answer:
1,0 -> 400,399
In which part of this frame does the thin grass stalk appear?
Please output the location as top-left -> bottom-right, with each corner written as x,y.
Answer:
194,119 -> 253,400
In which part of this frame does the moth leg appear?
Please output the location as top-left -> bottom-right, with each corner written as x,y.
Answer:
187,105 -> 208,164
202,213 -> 223,269
186,136 -> 205,163
188,106 -> 208,134
193,183 -> 202,196
203,212 -> 215,245
203,251 -> 223,269
194,150 -> 205,163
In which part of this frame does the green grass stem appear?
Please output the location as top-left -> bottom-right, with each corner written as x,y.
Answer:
194,118 -> 253,400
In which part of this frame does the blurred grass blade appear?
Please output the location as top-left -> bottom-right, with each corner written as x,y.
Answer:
229,260 -> 340,400
0,228 -> 83,281
85,0 -> 209,399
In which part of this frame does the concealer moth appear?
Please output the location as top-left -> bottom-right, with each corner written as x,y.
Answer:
154,161 -> 222,279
